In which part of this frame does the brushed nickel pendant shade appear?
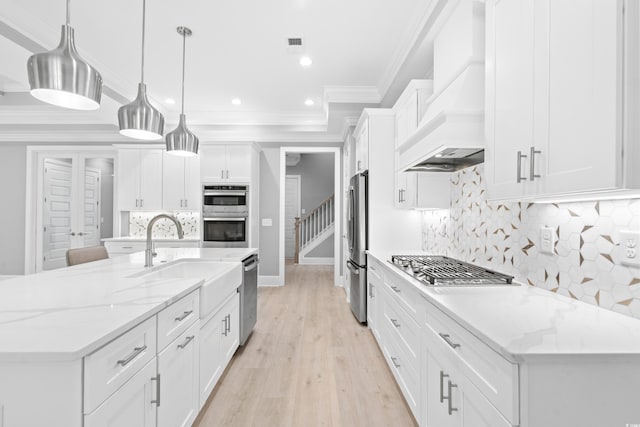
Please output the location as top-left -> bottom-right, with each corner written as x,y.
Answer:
118,0 -> 165,140
166,26 -> 198,156
27,0 -> 103,110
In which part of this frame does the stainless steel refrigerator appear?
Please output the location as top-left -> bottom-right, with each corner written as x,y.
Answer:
347,171 -> 368,323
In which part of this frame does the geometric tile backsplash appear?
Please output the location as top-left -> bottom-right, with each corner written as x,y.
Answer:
129,212 -> 200,238
422,164 -> 640,319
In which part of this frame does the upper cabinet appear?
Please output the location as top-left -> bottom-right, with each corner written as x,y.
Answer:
200,145 -> 254,183
485,0 -> 640,200
354,120 -> 369,173
393,80 -> 451,210
117,149 -> 163,211
162,153 -> 201,211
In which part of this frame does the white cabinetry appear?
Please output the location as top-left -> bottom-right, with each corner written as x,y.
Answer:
117,149 -> 163,211
354,120 -> 369,173
198,291 -> 240,408
162,153 -> 201,211
486,0 -> 640,200
84,358 -> 157,427
157,322 -> 200,427
366,257 -> 383,341
200,145 -> 255,183
393,80 -> 451,210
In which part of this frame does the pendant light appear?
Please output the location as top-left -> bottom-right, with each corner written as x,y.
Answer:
165,26 -> 199,156
118,0 -> 164,140
27,0 -> 103,110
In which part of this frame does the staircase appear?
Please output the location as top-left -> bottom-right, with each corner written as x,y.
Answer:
294,194 -> 335,264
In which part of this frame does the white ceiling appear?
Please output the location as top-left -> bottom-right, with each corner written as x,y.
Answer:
0,0 -> 438,143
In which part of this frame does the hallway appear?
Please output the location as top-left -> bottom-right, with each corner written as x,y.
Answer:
194,263 -> 417,427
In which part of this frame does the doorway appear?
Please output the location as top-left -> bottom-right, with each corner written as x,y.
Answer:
27,148 -> 116,273
284,175 -> 301,259
279,147 -> 341,287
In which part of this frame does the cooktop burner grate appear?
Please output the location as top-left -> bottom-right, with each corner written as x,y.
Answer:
390,255 -> 515,286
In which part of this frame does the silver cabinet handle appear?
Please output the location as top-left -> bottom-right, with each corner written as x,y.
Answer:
390,285 -> 401,293
516,151 -> 528,183
529,146 -> 541,181
69,232 -> 76,236
174,310 -> 193,322
398,189 -> 402,203
226,314 -> 231,334
440,370 -> 448,403
439,333 -> 461,349
222,316 -> 228,336
447,380 -> 458,415
177,335 -> 195,349
151,374 -> 161,406
135,199 -> 139,208
391,356 -> 400,368
122,246 -> 133,249
184,199 -> 188,207
226,170 -> 229,179
221,170 -> 224,179
117,345 -> 147,366
369,284 -> 374,297
140,199 -> 144,207
180,199 -> 183,208
77,232 -> 84,236
390,318 -> 400,328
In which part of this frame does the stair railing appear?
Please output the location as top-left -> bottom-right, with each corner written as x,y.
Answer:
294,194 -> 335,263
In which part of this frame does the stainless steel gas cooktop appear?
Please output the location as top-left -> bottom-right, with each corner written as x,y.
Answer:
389,255 -> 516,286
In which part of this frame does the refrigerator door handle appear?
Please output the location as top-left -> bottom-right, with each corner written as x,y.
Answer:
348,187 -> 355,252
347,260 -> 360,275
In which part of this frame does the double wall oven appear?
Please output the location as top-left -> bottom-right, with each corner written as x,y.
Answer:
202,185 -> 249,247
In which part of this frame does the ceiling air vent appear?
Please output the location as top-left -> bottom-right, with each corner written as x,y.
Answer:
287,37 -> 303,46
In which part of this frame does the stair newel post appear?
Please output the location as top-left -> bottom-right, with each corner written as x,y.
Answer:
294,217 -> 300,264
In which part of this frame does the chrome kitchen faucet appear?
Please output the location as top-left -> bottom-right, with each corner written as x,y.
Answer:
145,214 -> 184,267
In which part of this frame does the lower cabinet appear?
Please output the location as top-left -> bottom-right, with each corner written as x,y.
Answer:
366,258 -> 383,341
158,322 -> 200,427
425,350 -> 511,427
84,358 -> 158,427
198,291 -> 240,408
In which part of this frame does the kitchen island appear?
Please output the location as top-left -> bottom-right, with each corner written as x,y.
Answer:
0,247 -> 257,427
367,251 -> 640,427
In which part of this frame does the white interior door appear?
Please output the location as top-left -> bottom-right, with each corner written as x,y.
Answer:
284,175 -> 301,259
43,159 -> 74,270
83,167 -> 101,247
38,154 -> 112,272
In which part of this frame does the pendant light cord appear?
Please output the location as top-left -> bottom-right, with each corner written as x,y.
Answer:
66,0 -> 70,25
141,0 -> 146,83
181,31 -> 186,115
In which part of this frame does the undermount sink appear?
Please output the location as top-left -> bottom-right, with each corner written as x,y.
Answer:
134,259 -> 243,317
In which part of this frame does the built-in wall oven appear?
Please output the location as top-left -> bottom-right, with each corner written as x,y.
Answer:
202,185 -> 249,248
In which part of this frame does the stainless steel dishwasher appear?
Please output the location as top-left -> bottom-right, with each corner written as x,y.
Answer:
239,254 -> 258,345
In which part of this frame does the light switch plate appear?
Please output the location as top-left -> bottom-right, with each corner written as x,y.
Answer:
261,218 -> 273,227
620,231 -> 640,267
540,226 -> 555,255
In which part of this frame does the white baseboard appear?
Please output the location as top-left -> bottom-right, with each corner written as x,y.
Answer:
258,275 -> 284,287
298,257 -> 334,265
335,275 -> 344,288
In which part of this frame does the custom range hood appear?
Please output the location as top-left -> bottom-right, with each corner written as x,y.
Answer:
398,61 -> 486,173
397,0 -> 486,173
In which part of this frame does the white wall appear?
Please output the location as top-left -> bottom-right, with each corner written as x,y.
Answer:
258,148 -> 281,277
0,144 -> 27,274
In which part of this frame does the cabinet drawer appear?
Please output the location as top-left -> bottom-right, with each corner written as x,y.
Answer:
84,316 -> 157,414
158,291 -> 200,351
380,320 -> 420,419
381,289 -> 420,362
367,257 -> 385,282
424,300 -> 519,424
383,268 -> 422,324
104,242 -> 146,255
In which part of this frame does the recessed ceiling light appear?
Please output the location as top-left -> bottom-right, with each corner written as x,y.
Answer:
299,56 -> 312,67
304,99 -> 314,106
232,98 -> 241,105
165,98 -> 176,105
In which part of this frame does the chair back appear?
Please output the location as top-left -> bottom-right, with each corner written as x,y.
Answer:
66,246 -> 109,266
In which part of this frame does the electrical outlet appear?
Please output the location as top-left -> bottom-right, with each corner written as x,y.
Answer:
620,231 -> 640,267
540,226 -> 555,255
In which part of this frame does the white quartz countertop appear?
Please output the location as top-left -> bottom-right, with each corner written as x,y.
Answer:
367,251 -> 640,361
0,247 -> 257,362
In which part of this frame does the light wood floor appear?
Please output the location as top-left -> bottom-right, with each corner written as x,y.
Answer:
194,262 -> 417,427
